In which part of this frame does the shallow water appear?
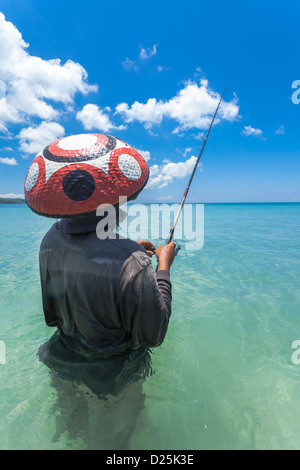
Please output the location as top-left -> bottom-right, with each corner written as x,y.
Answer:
0,203 -> 300,450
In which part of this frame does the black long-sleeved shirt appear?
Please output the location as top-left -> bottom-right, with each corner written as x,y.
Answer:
39,221 -> 172,358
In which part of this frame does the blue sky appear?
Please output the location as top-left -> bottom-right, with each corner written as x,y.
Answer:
0,0 -> 299,202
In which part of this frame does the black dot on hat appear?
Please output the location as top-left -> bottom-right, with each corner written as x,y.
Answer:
63,169 -> 95,201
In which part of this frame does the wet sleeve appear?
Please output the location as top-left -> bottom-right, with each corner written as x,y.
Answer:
39,241 -> 60,327
119,262 -> 172,349
156,270 -> 172,319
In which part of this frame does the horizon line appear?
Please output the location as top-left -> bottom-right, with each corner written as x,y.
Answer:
0,196 -> 300,205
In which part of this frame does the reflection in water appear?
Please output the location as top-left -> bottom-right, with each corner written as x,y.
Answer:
38,332 -> 153,450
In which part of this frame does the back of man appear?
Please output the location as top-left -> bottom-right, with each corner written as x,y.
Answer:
39,220 -> 173,359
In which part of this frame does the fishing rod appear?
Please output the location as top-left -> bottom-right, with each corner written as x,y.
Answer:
165,76 -> 232,249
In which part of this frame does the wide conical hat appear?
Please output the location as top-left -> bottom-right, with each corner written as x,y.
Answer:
24,133 -> 149,218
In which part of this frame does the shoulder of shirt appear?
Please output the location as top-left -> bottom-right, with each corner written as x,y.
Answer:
109,237 -> 152,270
41,223 -> 152,270
40,223 -> 59,245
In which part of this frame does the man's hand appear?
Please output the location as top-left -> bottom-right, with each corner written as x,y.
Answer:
156,242 -> 176,272
137,240 -> 156,257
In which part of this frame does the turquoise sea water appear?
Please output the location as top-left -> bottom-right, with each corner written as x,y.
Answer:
0,203 -> 300,450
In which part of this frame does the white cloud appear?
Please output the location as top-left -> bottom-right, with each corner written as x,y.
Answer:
156,195 -> 173,202
275,125 -> 285,135
18,121 -> 65,156
115,79 -> 239,132
146,155 -> 200,189
0,157 -> 17,165
183,147 -> 192,158
116,98 -> 165,128
146,164 -> 173,189
241,125 -> 263,137
139,44 -> 157,60
157,65 -> 170,73
161,156 -> 199,178
135,148 -> 151,161
0,97 -> 21,132
122,44 -> 158,72
193,132 -> 205,140
0,12 -> 97,133
76,104 -> 126,132
0,193 -> 24,198
121,57 -> 138,72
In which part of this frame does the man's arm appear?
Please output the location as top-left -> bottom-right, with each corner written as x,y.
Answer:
119,242 -> 176,349
137,240 -> 175,318
155,242 -> 176,318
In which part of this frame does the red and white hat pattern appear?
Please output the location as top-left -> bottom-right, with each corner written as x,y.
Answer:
24,133 -> 149,218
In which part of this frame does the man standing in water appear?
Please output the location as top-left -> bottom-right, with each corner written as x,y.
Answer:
39,214 -> 175,359
24,133 -> 176,448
